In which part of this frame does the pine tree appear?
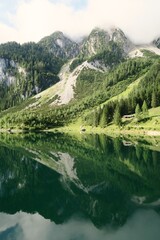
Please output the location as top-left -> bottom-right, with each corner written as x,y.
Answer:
99,106 -> 110,128
142,100 -> 149,118
99,107 -> 106,128
135,103 -> 141,121
93,108 -> 100,127
113,105 -> 121,126
151,91 -> 157,108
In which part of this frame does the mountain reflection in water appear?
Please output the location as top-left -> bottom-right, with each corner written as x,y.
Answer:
0,132 -> 160,239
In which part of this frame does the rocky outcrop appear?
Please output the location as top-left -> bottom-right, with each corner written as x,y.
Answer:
153,37 -> 160,49
80,27 -> 134,58
39,31 -> 79,59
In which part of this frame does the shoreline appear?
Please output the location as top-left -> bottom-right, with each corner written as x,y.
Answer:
48,126 -> 160,137
0,126 -> 160,137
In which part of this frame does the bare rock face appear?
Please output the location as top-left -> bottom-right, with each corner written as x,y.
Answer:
80,28 -> 111,57
110,28 -> 134,53
153,37 -> 160,49
80,27 -> 134,58
0,58 -> 17,86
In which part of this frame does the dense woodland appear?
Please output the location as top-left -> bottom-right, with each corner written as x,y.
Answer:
0,42 -> 63,110
84,59 -> 160,127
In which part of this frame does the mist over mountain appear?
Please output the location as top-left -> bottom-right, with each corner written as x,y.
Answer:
1,0 -> 160,45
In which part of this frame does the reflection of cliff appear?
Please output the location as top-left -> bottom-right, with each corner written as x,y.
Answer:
0,146 -> 77,224
0,133 -> 160,227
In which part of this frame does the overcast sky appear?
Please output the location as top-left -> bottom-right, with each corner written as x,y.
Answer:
0,0 -> 160,44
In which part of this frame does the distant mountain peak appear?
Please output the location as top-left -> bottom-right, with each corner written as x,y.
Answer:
90,27 -> 107,34
51,31 -> 64,37
80,27 -> 133,58
39,31 -> 79,59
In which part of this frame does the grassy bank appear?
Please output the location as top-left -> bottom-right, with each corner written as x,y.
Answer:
50,106 -> 160,137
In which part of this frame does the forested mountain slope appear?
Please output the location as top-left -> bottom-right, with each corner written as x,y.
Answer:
39,31 -> 79,59
0,42 -> 63,110
1,54 -> 160,130
0,27 -> 160,130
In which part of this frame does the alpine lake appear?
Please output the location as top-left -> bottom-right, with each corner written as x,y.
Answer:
0,132 -> 160,240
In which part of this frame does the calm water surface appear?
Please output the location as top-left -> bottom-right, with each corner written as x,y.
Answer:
0,133 -> 160,240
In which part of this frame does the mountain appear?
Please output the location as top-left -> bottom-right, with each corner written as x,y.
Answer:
0,28 -> 131,110
79,27 -> 133,58
39,31 -> 79,59
0,27 -> 160,131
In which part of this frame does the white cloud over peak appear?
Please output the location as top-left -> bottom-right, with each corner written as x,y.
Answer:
0,0 -> 160,44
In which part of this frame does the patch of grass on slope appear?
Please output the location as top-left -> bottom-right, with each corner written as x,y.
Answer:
101,75 -> 145,106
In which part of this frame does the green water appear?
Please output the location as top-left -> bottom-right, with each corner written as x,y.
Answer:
0,132 -> 160,240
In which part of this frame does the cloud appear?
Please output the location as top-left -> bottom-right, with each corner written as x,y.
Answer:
0,0 -> 160,44
0,22 -> 18,43
0,210 -> 160,240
